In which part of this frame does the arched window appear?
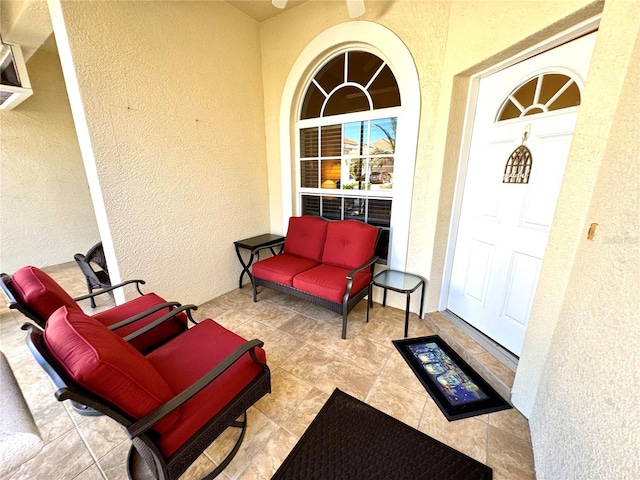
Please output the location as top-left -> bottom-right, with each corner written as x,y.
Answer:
296,50 -> 401,263
497,72 -> 581,121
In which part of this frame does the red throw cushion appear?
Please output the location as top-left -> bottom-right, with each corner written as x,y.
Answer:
284,216 -> 328,262
44,306 -> 179,434
11,266 -> 80,321
322,220 -> 379,269
146,319 -> 267,456
92,293 -> 187,353
252,253 -> 319,286
293,264 -> 372,303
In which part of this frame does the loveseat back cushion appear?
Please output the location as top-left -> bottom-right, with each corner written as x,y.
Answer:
44,306 -> 179,434
322,220 -> 379,270
284,216 -> 328,262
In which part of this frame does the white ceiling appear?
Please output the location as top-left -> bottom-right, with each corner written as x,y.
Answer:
226,1 -> 309,22
0,1 -> 310,60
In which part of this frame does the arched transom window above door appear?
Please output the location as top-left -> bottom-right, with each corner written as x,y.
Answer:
497,72 -> 581,121
296,50 -> 401,264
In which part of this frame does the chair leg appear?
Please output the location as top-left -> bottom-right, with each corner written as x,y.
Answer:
71,400 -> 102,417
87,282 -> 96,309
205,411 -> 248,479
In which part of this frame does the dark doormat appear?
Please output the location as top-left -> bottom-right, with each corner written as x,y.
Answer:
271,389 -> 492,480
393,335 -> 512,421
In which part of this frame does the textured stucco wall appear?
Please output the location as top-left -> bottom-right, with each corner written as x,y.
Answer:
39,1 -> 639,475
55,1 -> 270,304
259,0 -> 594,311
0,36 -> 99,272
512,0 -> 638,416
527,1 -> 640,477
417,0 -> 598,311
259,0 -> 451,287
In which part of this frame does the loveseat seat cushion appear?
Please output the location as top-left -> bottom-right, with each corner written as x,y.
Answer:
92,293 -> 187,353
146,319 -> 267,457
11,266 -> 81,321
292,264 -> 372,304
44,306 -> 179,434
252,253 -> 319,286
322,220 -> 379,269
284,216 -> 328,262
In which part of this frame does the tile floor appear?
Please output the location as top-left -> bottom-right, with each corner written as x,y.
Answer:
0,263 -> 535,479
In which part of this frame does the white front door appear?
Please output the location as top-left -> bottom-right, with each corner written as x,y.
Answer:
447,32 -> 597,356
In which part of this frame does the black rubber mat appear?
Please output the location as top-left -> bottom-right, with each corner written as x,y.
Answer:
272,389 -> 492,480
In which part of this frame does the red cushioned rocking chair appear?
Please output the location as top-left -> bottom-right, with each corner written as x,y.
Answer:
23,304 -> 271,480
1,266 -> 189,354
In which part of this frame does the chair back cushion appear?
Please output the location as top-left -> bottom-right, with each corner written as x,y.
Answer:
322,220 -> 379,270
44,306 -> 179,433
11,266 -> 80,322
284,216 -> 328,262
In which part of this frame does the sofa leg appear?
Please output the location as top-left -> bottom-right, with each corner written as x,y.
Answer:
252,284 -> 258,303
341,311 -> 348,339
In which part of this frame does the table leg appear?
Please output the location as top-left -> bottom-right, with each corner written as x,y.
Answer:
404,292 -> 411,338
235,245 -> 247,288
235,245 -> 256,289
382,288 -> 388,307
366,284 -> 372,323
419,281 -> 425,319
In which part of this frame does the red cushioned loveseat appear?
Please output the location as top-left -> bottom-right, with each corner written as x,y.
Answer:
251,216 -> 379,339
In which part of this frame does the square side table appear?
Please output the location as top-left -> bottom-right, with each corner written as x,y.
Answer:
371,270 -> 425,338
234,234 -> 284,288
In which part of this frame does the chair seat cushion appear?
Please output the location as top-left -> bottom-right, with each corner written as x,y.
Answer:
252,253 -> 319,286
146,319 -> 267,457
92,294 -> 187,353
11,266 -> 80,320
44,306 -> 179,434
322,220 -> 379,270
292,264 -> 372,304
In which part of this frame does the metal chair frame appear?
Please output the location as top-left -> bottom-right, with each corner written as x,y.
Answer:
23,306 -> 271,480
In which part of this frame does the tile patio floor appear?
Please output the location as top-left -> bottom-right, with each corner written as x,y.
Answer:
0,263 -> 535,479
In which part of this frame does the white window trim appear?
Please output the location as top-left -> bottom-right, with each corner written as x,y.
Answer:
279,22 -> 420,270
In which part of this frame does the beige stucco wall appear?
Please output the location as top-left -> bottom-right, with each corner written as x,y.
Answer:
259,0 -> 639,476
38,0 -> 639,476
259,0 -> 595,309
0,35 -> 99,272
512,0 -> 638,416
527,1 -> 640,477
54,0 -> 270,304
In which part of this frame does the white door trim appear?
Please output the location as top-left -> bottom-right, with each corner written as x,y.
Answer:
439,15 -> 601,313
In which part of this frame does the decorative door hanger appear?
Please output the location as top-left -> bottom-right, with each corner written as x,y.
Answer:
503,124 -> 532,184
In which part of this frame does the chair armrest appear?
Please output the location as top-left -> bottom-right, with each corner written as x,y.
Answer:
106,301 -> 183,331
73,279 -> 146,302
346,256 -> 379,281
122,305 -> 198,342
343,256 -> 379,302
125,338 -> 266,439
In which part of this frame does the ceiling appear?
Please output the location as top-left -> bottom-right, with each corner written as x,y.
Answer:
0,1 -> 311,60
226,1 -> 310,22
